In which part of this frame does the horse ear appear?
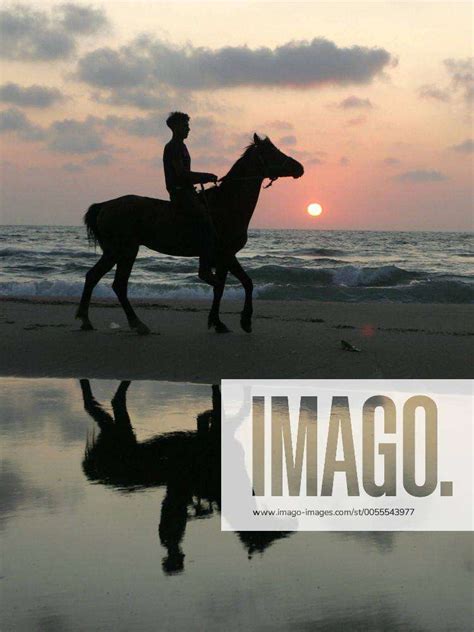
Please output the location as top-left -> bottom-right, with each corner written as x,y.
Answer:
253,133 -> 261,144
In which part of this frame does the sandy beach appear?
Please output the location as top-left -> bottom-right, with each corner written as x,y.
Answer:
1,297 -> 472,381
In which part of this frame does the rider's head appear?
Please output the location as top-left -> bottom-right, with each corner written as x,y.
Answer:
166,112 -> 190,140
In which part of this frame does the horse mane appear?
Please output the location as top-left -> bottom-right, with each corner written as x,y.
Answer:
221,136 -> 271,182
197,136 -> 271,202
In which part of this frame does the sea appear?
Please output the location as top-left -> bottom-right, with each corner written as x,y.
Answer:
1,226 -> 473,303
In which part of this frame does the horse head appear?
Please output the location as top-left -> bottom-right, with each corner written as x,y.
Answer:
252,133 -> 304,181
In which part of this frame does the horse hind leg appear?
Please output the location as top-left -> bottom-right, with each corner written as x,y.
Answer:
112,251 -> 151,336
76,253 -> 116,330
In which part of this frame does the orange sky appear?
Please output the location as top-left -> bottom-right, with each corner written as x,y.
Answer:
0,1 -> 472,229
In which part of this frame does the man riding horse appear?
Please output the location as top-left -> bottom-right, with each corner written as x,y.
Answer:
76,126 -> 304,335
163,111 -> 219,286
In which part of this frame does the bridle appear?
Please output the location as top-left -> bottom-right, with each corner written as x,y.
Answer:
256,147 -> 290,188
217,144 -> 290,189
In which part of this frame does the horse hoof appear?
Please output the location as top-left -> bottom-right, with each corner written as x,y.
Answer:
132,322 -> 151,335
240,319 -> 252,333
80,321 -> 94,331
215,322 -> 231,334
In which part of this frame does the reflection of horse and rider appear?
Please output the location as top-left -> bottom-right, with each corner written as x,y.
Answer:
76,113 -> 304,335
80,380 -> 290,575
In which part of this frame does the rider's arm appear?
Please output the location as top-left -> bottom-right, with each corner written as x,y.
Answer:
189,171 -> 218,185
170,147 -> 217,185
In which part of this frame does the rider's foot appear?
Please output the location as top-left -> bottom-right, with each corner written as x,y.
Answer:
198,268 -> 218,287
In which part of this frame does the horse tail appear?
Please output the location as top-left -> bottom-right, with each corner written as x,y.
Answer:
84,203 -> 102,248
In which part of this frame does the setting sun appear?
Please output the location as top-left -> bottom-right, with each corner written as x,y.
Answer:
307,203 -> 323,217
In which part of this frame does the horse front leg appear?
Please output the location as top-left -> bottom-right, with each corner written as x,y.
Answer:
208,263 -> 230,333
228,256 -> 253,333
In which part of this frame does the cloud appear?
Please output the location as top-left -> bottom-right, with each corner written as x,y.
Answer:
0,82 -> 64,108
383,157 -> 401,166
188,116 -> 221,149
0,460 -> 57,526
307,157 -> 324,165
0,107 -> 45,140
91,87 -> 185,110
283,147 -> 311,161
340,156 -> 350,166
345,115 -> 366,126
394,169 -> 447,183
57,2 -> 108,35
450,138 -> 474,153
2,107 -> 171,151
417,59 -> 473,104
77,44 -> 150,87
265,120 -> 294,130
188,153 -> 230,169
279,135 -> 297,146
192,115 -> 216,129
418,84 -> 450,102
62,162 -> 84,172
0,108 -> 109,152
86,152 -> 114,165
76,35 -> 393,91
62,152 -> 115,170
103,112 -> 166,138
224,131 -> 255,153
0,3 -> 109,61
102,112 -> 217,144
444,57 -> 473,102
337,95 -> 373,109
48,116 -> 107,153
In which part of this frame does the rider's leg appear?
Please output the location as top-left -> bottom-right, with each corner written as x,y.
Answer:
197,214 -> 218,287
181,190 -> 218,287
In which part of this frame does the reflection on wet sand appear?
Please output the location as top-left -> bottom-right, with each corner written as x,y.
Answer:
80,380 -> 289,574
1,378 -> 471,632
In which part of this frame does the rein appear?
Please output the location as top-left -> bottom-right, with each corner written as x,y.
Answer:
217,174 -> 275,187
216,146 -> 290,189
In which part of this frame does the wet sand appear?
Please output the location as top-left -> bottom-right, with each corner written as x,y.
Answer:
2,378 -> 472,632
0,298 -> 472,380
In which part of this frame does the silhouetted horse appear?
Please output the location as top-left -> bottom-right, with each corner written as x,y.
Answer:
80,380 -> 291,574
76,135 -> 304,335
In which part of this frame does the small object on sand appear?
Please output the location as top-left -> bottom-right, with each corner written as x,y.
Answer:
341,339 -> 361,352
110,322 -> 121,330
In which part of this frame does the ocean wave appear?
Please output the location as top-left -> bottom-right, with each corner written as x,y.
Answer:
1,277 -> 472,303
332,265 -> 422,287
0,279 -> 238,301
297,247 -> 345,256
245,265 -> 333,285
0,247 -> 96,259
2,264 -> 57,274
256,280 -> 473,303
0,248 -> 33,257
249,264 -> 422,287
2,228 -> 473,304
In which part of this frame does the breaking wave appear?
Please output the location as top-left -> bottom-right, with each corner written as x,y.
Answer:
1,227 -> 472,303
